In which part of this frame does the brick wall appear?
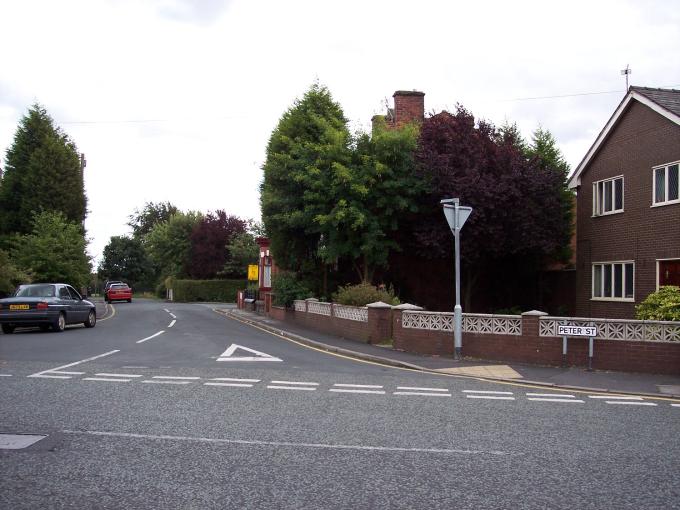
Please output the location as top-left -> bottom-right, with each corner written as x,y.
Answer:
575,100 -> 680,318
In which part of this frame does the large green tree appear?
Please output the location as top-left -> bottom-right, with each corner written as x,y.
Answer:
145,211 -> 202,278
12,211 -> 90,288
0,249 -> 30,296
128,201 -> 179,239
0,104 -> 86,237
98,235 -> 153,289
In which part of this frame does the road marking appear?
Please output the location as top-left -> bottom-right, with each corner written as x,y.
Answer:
142,380 -> 192,385
397,386 -> 449,392
152,376 -> 200,380
136,331 -> 165,344
333,383 -> 383,389
99,303 -> 116,322
28,350 -> 120,378
51,371 -> 85,376
169,313 -> 176,319
672,404 -> 680,408
270,380 -> 318,386
588,395 -> 643,400
0,374 -> 12,377
164,308 -> 170,313
217,343 -> 282,362
526,393 -> 576,398
605,401 -> 657,406
527,398 -> 585,403
63,429 -> 514,456
30,374 -> 72,379
209,377 -> 260,383
394,391 -> 451,397
463,390 -> 513,395
122,366 -> 148,369
466,395 -> 515,400
267,385 -> 317,391
83,378 -> 131,382
96,373 -> 143,378
329,389 -> 386,394
204,382 -> 253,387
168,320 -> 176,328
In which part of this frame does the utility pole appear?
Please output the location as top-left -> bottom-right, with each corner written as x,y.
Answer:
621,65 -> 632,90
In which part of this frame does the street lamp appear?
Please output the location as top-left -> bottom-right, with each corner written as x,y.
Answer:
441,198 -> 473,360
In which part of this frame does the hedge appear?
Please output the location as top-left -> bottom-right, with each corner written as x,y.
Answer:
170,279 -> 245,302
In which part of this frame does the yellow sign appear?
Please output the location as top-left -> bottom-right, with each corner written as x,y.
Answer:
248,264 -> 259,281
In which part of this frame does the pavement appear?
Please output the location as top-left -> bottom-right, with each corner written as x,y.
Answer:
221,307 -> 680,399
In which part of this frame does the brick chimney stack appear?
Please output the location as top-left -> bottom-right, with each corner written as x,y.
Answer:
393,90 -> 425,126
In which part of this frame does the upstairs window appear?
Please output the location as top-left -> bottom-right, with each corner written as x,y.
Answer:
593,176 -> 623,216
653,162 -> 679,206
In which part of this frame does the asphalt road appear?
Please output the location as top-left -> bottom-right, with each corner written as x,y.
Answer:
1,299 -> 679,509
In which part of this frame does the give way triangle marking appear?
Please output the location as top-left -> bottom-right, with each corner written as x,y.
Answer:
217,343 -> 282,362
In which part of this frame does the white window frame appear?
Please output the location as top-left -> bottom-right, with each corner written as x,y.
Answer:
592,175 -> 624,217
591,261 -> 635,302
651,160 -> 680,207
656,258 -> 680,291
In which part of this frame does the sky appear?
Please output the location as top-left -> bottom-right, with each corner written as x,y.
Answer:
1,0 -> 679,266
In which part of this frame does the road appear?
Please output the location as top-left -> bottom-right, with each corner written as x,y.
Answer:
1,299 -> 679,509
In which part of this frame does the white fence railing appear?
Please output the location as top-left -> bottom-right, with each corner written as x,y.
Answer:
334,305 -> 369,322
293,300 -> 306,312
540,317 -> 680,343
402,311 -> 522,336
306,301 -> 332,316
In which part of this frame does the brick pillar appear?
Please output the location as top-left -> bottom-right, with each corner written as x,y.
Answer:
367,301 -> 393,344
391,303 -> 424,350
521,310 -> 548,338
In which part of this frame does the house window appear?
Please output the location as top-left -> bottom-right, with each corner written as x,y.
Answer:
592,262 -> 634,301
593,176 -> 624,216
652,162 -> 679,206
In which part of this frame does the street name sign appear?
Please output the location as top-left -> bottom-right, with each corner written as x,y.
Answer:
558,325 -> 597,337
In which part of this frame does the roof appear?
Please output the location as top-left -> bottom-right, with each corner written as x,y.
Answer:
567,86 -> 680,189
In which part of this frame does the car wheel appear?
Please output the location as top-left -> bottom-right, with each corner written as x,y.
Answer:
52,313 -> 66,333
84,310 -> 96,328
1,324 -> 15,334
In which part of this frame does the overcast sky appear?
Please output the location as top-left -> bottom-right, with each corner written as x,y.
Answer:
1,0 -> 679,265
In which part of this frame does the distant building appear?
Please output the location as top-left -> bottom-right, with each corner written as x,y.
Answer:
568,87 -> 680,318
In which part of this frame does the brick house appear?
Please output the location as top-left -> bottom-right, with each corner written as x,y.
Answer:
568,86 -> 680,318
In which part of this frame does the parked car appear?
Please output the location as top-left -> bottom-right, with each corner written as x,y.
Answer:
104,280 -> 124,292
0,283 -> 96,334
105,283 -> 132,303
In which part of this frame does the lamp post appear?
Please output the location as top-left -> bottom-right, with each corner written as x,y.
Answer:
441,198 -> 473,360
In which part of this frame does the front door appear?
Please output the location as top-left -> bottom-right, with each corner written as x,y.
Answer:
659,259 -> 680,287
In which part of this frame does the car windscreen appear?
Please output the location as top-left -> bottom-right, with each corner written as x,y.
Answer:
15,284 -> 56,297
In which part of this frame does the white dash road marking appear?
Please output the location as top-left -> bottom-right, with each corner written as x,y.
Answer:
605,401 -> 657,406
397,387 -> 449,392
164,308 -> 170,313
463,390 -> 514,395
152,376 -> 200,380
82,378 -> 131,382
168,320 -> 176,328
466,395 -> 515,400
28,350 -> 120,378
329,389 -> 386,395
51,371 -> 85,376
267,385 -> 317,391
671,404 -> 680,408
96,373 -> 143,378
136,331 -> 165,344
169,313 -> 176,319
270,381 -> 318,386
333,384 -> 383,389
588,395 -> 643,400
394,392 -> 451,397
526,393 -> 576,398
205,382 -> 253,388
0,374 -> 13,377
142,380 -> 192,385
209,378 -> 260,383
527,398 -> 585,403
63,430 -> 514,456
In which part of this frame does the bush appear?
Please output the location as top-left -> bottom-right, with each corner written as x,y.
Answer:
332,283 -> 400,307
155,281 -> 167,299
635,286 -> 680,321
171,279 -> 245,302
272,272 -> 312,307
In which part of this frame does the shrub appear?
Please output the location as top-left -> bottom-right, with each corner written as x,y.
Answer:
171,279 -> 245,302
332,283 -> 400,307
635,286 -> 680,321
155,281 -> 167,299
272,272 -> 312,307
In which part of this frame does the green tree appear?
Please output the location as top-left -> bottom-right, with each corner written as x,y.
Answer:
12,211 -> 90,288
128,201 -> 178,239
145,211 -> 202,278
260,83 -> 352,273
222,232 -> 259,278
0,249 -> 31,296
0,104 -> 86,237
98,235 -> 153,289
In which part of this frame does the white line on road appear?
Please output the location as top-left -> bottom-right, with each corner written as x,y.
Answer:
63,430 -> 514,456
333,384 -> 383,389
588,395 -> 643,400
527,398 -> 585,403
270,380 -> 318,386
204,382 -> 253,388
393,392 -> 451,397
397,387 -> 449,392
96,373 -> 143,378
0,374 -> 12,377
51,371 -> 86,375
136,331 -> 165,344
672,404 -> 680,408
526,393 -> 576,398
466,395 -> 515,400
168,320 -> 176,328
164,308 -> 170,313
605,401 -> 657,406
82,378 -> 131,382
329,389 -> 386,395
463,390 -> 514,395
267,385 -> 317,391
28,350 -> 120,378
152,376 -> 200,380
209,378 -> 261,383
30,374 -> 72,379
169,313 -> 176,319
141,380 -> 192,385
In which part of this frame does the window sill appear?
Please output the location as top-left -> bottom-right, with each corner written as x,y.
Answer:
591,210 -> 624,218
651,200 -> 680,208
590,297 -> 634,303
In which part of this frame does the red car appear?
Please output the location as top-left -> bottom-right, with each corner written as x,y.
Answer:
105,283 -> 132,303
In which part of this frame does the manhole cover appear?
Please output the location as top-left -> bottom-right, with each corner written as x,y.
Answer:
0,434 -> 47,449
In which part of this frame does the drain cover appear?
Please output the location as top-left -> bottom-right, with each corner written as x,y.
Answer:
0,434 -> 47,449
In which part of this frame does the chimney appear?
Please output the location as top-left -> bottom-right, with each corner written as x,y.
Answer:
393,90 -> 425,126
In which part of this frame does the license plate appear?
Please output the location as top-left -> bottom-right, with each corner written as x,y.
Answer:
9,304 -> 29,310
